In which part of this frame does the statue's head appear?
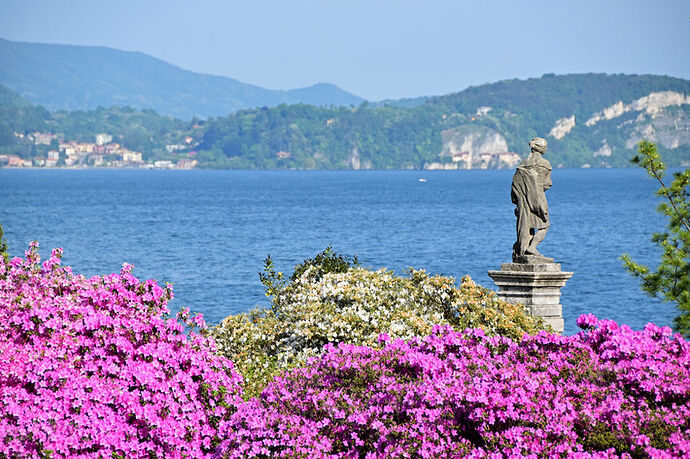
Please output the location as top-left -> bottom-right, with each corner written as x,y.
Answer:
529,137 -> 548,154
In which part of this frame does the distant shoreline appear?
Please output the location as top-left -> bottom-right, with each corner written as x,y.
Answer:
0,165 -> 664,172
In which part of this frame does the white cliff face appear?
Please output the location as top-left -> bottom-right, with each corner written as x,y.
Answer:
441,126 -> 508,156
631,92 -> 690,116
424,162 -> 460,170
586,101 -> 626,126
456,132 -> 508,154
350,147 -> 360,170
625,107 -> 690,149
593,139 -> 612,157
549,115 -> 576,139
438,125 -> 511,169
586,91 -> 690,126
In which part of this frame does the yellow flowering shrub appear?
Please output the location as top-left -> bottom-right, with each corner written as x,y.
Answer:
212,266 -> 549,396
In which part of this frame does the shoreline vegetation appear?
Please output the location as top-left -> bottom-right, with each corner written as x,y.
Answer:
1,242 -> 689,457
0,165 -> 681,172
3,74 -> 690,171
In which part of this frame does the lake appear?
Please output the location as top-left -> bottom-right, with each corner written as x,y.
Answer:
0,168 -> 677,335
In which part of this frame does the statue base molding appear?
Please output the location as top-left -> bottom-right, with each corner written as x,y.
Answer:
513,254 -> 554,264
488,262 -> 572,334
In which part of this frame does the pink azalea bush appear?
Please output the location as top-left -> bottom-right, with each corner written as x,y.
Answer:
218,316 -> 690,458
3,243 -> 689,457
0,243 -> 243,458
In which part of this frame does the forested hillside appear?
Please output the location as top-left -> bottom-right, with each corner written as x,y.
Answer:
0,85 -> 197,160
429,73 -> 690,166
198,74 -> 690,168
2,73 -> 690,168
196,103 -> 442,169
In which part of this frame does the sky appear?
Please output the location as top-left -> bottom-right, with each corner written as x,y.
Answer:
1,0 -> 688,101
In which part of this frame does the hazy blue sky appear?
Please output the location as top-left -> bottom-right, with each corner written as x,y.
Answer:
1,0 -> 688,100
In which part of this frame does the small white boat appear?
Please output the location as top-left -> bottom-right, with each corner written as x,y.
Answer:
418,178 -> 427,183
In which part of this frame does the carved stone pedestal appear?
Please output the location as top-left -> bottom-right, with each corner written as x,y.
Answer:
488,262 -> 572,334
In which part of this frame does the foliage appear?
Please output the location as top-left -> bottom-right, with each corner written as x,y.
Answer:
0,84 -> 51,157
435,73 -> 690,132
0,243 -> 244,458
196,102 -> 445,169
0,221 -> 8,267
196,73 -> 690,169
257,254 -> 287,298
50,105 -> 199,160
3,73 -> 690,168
2,240 -> 689,457
290,245 -> 358,282
259,246 -> 358,299
0,84 -> 200,162
622,140 -> 690,337
213,258 -> 548,397
216,316 -> 690,458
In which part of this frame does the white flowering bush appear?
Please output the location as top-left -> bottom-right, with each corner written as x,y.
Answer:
213,259 -> 548,396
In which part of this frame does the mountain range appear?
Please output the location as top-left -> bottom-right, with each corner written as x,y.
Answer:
0,38 -> 364,119
1,38 -> 689,169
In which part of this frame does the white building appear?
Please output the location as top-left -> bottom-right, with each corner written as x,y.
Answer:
154,160 -> 174,169
96,133 -> 113,146
122,151 -> 143,163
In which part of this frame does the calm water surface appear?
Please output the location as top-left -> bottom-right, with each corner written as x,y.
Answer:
0,168 -> 675,335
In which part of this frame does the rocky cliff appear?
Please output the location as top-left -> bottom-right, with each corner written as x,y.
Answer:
546,91 -> 690,166
432,124 -> 519,169
436,90 -> 690,169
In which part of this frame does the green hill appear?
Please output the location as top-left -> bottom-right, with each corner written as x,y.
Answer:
0,84 -> 196,160
0,84 -> 50,155
197,73 -> 690,168
0,38 -> 364,119
2,73 -> 689,168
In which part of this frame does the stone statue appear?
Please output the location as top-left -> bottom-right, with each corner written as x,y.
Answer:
511,137 -> 553,263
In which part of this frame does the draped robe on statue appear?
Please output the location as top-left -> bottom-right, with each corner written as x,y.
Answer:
511,159 -> 550,260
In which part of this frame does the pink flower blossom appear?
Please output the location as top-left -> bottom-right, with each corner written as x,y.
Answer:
0,243 -> 243,458
217,321 -> 690,457
576,313 -> 599,329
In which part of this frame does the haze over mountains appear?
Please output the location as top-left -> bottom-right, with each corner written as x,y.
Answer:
0,38 -> 364,119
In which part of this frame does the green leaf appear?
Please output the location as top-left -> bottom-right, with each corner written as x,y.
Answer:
623,141 -> 690,337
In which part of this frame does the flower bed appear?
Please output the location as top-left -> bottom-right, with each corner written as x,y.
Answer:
0,244 -> 243,458
218,316 -> 690,458
4,244 -> 689,457
212,266 -> 548,396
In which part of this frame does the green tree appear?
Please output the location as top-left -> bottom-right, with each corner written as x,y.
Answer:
622,140 -> 690,336
0,221 -> 9,266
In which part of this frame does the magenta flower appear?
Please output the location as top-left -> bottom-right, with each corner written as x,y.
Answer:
194,313 -> 208,329
3,243 -> 688,457
576,313 -> 599,330
217,321 -> 690,457
0,244 -> 244,458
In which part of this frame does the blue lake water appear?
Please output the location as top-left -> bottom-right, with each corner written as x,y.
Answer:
0,168 -> 677,335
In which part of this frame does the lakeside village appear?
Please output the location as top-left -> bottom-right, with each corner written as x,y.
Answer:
1,125 -> 525,171
0,132 -> 198,169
